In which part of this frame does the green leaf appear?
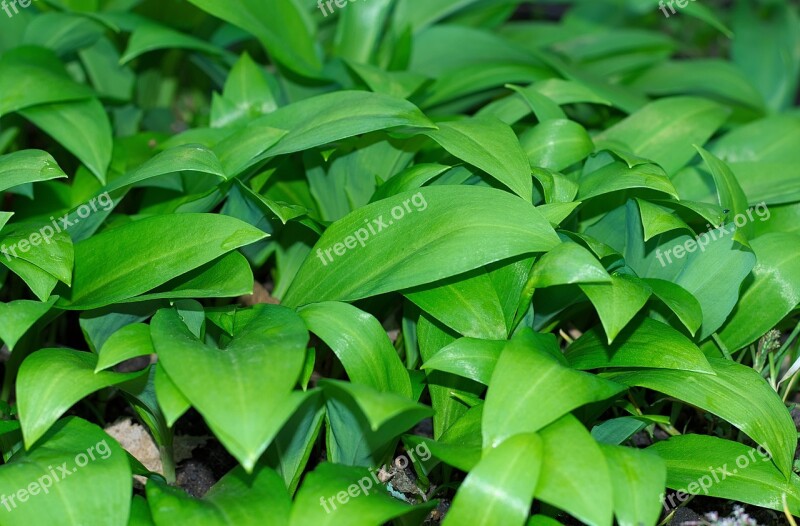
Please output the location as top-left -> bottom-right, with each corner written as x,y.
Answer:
650,434 -> 800,514
520,119 -> 593,172
536,414 -> 613,526
283,186 -> 559,307
186,0 -> 322,78
105,144 -> 227,194
120,20 -> 225,64
579,274 -> 652,343
578,162 -> 678,201
444,434 -> 543,526
371,164 -> 451,203
20,98 -> 112,184
643,278 -> 703,336
151,305 -> 310,471
565,317 -> 713,373
593,97 -> 729,175
58,214 -> 266,310
529,241 -> 611,288
636,198 -> 693,242
695,145 -> 751,245
405,269 -> 507,340
299,302 -> 412,397
0,47 -> 94,117
608,358 -> 797,478
718,233 -> 800,350
146,465 -> 291,526
0,150 -> 68,193
422,338 -> 505,385
16,348 -> 145,448
252,91 -> 434,159
0,417 -> 131,526
600,444 -> 666,526
483,329 -> 624,448
0,297 -> 57,351
95,323 -> 154,372
423,117 -> 532,201
671,224 -> 756,340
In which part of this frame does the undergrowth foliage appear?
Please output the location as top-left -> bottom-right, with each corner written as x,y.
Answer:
0,0 -> 799,525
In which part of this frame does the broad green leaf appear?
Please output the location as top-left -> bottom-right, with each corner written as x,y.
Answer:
643,278 -> 703,336
718,233 -> 800,350
423,117 -> 532,201
120,252 -> 256,304
153,363 -> 190,428
147,466 -> 291,526
212,124 -> 287,177
671,224 -> 756,339
520,120 -> 593,172
211,53 -> 278,128
0,221 -> 74,286
95,323 -> 153,372
695,146 -> 751,245
479,79 -> 612,125
731,1 -> 800,112
0,417 -> 131,526
0,47 -> 94,117
405,269 -> 507,340
650,434 -> 800,514
565,317 -> 713,373
186,0 -> 322,78
579,274 -> 652,343
536,414 -> 613,526
608,358 -> 797,478
105,144 -> 227,194
483,330 -> 624,448
531,167 -> 579,204
264,392 -> 325,494
636,198 -> 693,242
422,338 -> 505,385
0,297 -> 57,351
0,150 -> 67,193
252,91 -> 435,160
417,312 -> 481,439
288,463 -> 434,526
529,241 -> 610,288
320,380 -> 431,434
600,444 -> 666,526
629,60 -> 765,110
593,97 -> 729,175
58,214 -> 266,310
283,186 -> 559,307
16,348 -> 145,448
334,0 -> 393,64
151,305 -> 310,471
371,164 -> 451,202
578,162 -> 678,201
120,20 -> 225,64
299,302 -> 412,397
507,84 -> 565,121
444,434 -> 542,526
20,98 -> 112,184
23,13 -> 105,55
